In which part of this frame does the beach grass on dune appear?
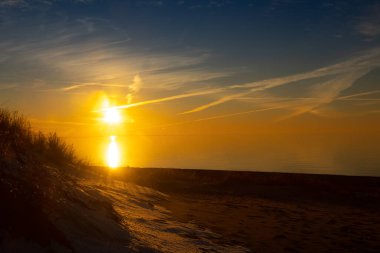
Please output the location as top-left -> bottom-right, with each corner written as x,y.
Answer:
0,108 -> 85,171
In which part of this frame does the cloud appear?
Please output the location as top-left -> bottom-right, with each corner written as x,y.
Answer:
181,93 -> 248,114
99,47 -> 380,123
355,3 -> 380,41
126,74 -> 142,104
144,68 -> 230,90
356,21 -> 380,41
126,105 -> 285,132
47,83 -> 131,92
136,0 -> 165,7
0,0 -> 26,7
276,70 -> 370,121
194,106 -> 283,122
337,90 -> 380,100
0,0 -> 94,8
0,14 -> 225,97
179,47 -> 380,114
0,83 -> 18,90
1,3 -> 380,125
100,88 -> 224,111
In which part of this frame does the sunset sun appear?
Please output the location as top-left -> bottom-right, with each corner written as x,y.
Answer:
103,107 -> 121,124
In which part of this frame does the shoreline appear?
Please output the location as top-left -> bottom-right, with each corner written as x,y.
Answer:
90,166 -> 380,209
92,167 -> 380,252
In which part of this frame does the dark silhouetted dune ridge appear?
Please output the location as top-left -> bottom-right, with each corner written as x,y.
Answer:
0,109 -> 130,253
113,167 -> 380,209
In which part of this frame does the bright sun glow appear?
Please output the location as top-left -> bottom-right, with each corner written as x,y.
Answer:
107,135 -> 120,169
103,107 -> 121,124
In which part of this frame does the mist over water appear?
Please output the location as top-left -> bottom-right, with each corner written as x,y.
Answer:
74,132 -> 380,177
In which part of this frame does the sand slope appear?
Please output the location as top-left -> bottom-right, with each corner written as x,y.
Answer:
2,166 -> 380,252
82,179 -> 249,252
113,167 -> 380,253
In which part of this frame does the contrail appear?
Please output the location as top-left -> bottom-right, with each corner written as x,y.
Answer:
95,47 -> 380,115
98,88 -> 224,111
59,83 -> 129,91
276,70 -> 369,121
126,106 -> 284,132
193,106 -> 284,122
180,93 -> 250,114
42,83 -> 130,92
180,47 -> 380,114
337,90 -> 380,100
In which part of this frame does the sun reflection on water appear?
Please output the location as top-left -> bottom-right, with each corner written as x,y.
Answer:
106,135 -> 120,169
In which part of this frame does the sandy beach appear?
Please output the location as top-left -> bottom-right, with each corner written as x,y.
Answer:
2,162 -> 380,252
90,167 -> 380,252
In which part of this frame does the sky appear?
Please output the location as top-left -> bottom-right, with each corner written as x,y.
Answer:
0,0 -> 380,172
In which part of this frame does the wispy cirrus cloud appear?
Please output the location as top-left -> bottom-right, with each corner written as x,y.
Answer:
99,88 -> 224,112
337,90 -> 380,100
44,83 -> 131,92
0,0 -> 26,7
0,0 -> 93,8
0,83 -> 18,90
1,0 -> 380,126
275,71 -> 370,121
355,3 -> 380,41
126,74 -> 142,104
103,47 -> 380,122
178,47 -> 380,116
0,14 -> 226,95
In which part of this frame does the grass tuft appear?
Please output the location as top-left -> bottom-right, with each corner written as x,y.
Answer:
0,108 -> 85,171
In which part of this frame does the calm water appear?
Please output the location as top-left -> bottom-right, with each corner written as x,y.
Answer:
74,132 -> 380,177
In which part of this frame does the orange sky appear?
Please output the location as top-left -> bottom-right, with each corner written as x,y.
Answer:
1,1 -> 380,174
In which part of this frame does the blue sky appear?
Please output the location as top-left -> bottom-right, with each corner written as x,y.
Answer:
0,0 -> 379,130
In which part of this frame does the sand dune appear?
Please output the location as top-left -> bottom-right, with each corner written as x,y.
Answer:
82,179 -> 249,252
109,167 -> 380,252
2,163 -> 380,252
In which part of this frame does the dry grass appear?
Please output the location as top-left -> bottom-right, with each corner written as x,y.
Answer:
0,108 -> 85,171
0,109 -> 91,249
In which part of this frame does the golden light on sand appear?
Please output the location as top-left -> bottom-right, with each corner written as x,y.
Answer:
103,107 -> 121,124
106,135 -> 120,169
